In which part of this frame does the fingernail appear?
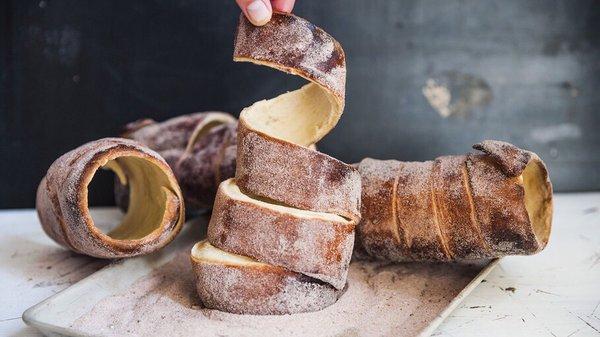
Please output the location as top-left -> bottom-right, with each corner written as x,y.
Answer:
247,0 -> 271,26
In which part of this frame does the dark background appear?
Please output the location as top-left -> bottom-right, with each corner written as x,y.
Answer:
1,0 -> 599,208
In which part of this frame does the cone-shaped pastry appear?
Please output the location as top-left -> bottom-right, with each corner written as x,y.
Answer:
192,12 -> 360,314
37,138 -> 185,258
357,140 -> 553,261
191,241 -> 341,315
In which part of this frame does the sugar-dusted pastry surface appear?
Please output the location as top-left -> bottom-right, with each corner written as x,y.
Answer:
191,12 -> 360,311
357,140 -> 553,262
36,138 -> 185,258
72,243 -> 490,337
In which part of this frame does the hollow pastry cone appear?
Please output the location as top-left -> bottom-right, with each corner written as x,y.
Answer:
356,140 -> 553,261
190,241 -> 342,315
116,113 -> 320,212
116,112 -> 238,212
207,179 -> 355,289
192,12 -> 361,314
36,138 -> 185,258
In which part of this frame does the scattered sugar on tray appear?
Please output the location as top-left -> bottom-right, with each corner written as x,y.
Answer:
71,245 -> 489,337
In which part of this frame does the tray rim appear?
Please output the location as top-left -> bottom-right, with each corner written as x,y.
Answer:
417,258 -> 499,337
23,227 -> 499,337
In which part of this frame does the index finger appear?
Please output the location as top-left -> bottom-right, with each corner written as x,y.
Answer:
271,0 -> 296,13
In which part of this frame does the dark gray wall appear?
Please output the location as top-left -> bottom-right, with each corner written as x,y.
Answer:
2,0 -> 599,208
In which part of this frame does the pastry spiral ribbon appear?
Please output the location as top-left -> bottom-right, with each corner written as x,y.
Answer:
234,13 -> 360,223
204,13 -> 361,291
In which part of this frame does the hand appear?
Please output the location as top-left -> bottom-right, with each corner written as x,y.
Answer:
235,0 -> 296,26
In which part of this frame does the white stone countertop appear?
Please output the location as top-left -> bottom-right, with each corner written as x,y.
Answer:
1,192 -> 599,337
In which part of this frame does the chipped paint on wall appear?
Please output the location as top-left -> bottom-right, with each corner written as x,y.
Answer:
422,79 -> 452,118
422,72 -> 493,118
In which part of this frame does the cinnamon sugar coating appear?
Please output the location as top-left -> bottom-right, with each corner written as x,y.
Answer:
36,138 -> 185,258
194,12 -> 359,314
236,122 -> 361,222
357,140 -> 553,261
207,180 -> 355,289
191,257 -> 341,315
117,112 -> 238,211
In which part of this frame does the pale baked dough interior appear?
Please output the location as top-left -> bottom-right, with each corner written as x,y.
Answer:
241,82 -> 337,146
522,160 -> 552,247
97,156 -> 179,240
184,112 -> 236,153
221,179 -> 349,223
191,240 -> 266,266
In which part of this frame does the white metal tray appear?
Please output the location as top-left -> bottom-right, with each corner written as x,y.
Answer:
23,215 -> 498,337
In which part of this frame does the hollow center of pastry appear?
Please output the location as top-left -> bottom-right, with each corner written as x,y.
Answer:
241,82 -> 338,147
191,240 -> 266,266
97,156 -> 179,240
221,179 -> 349,223
522,161 -> 552,247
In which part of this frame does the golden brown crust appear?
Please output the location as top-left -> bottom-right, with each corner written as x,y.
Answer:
469,140 -> 553,254
357,140 -> 553,261
207,180 -> 355,289
233,11 -> 355,220
432,156 -> 491,259
466,154 -> 537,254
472,140 -> 532,177
356,159 -> 408,261
396,161 -> 450,261
36,138 -> 185,258
37,177 -> 71,248
122,113 -> 209,152
231,12 -> 357,285
234,12 -> 346,109
194,12 -> 357,314
176,122 -> 238,210
233,12 -> 358,223
190,253 -> 340,315
120,118 -> 157,138
236,120 -> 361,222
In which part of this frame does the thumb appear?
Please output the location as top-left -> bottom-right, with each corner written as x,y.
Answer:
236,0 -> 272,26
